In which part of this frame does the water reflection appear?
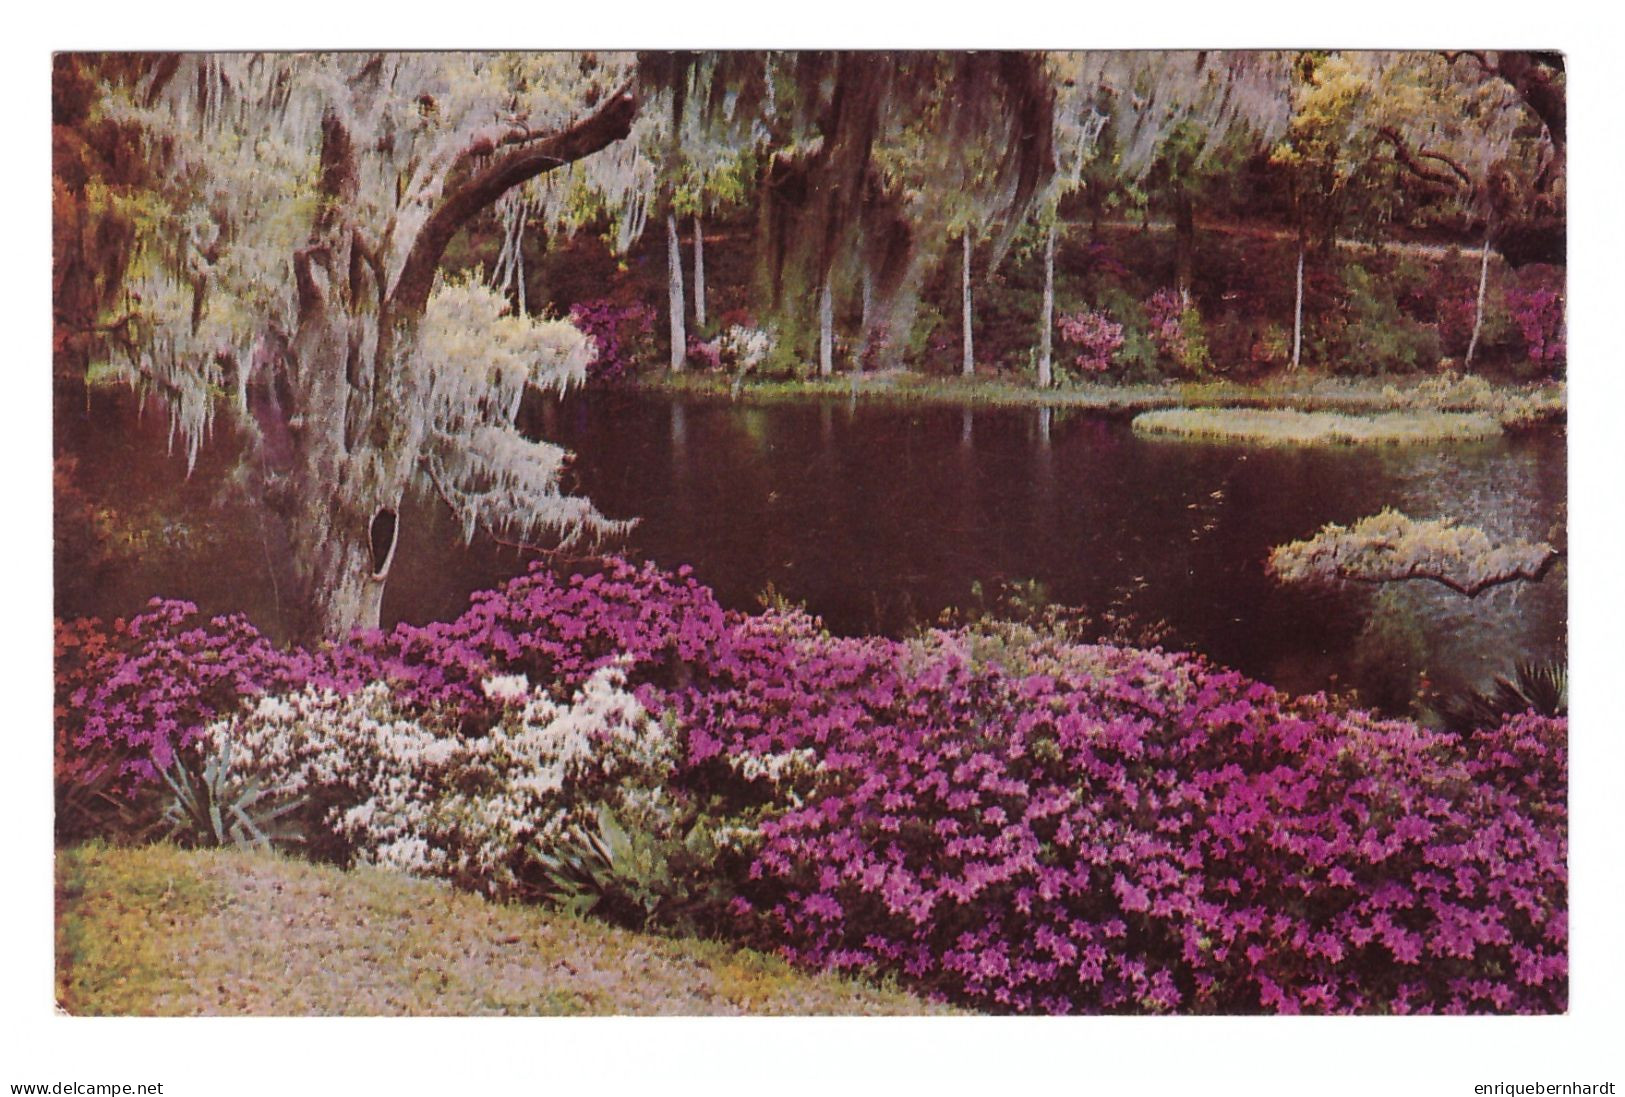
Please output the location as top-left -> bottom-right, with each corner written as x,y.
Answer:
57,389 -> 1567,713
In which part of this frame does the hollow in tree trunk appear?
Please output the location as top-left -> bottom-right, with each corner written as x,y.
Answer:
961,232 -> 975,377
667,211 -> 686,372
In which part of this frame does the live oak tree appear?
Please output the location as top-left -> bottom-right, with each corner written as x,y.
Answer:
1035,51 -> 1290,385
747,52 -> 1054,374
77,53 -> 642,642
1366,52 -> 1554,364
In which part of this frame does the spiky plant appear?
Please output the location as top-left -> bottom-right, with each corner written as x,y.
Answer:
1435,660 -> 1567,733
159,740 -> 305,852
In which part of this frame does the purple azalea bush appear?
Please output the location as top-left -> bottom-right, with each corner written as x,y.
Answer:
1505,284 -> 1566,369
55,558 -> 1566,1014
567,298 -> 657,383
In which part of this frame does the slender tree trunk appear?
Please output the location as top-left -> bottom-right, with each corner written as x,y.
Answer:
1291,241 -> 1305,371
819,274 -> 835,377
515,224 -> 527,316
1466,230 -> 1492,369
692,213 -> 707,330
1173,188 -> 1195,298
961,233 -> 975,377
1038,221 -> 1056,388
856,266 -> 873,373
667,212 -> 686,373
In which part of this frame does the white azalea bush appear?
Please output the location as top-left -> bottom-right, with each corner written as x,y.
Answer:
209,663 -> 687,899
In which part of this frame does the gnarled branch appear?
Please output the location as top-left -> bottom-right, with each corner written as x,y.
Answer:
390,84 -> 639,320
1375,126 -> 1472,194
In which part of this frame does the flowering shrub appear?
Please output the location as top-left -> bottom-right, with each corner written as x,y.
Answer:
1437,287 -> 1480,357
671,622 -> 1566,1014
567,298 -> 657,383
1144,288 -> 1211,374
1056,309 -> 1124,373
211,664 -> 681,898
56,558 -> 1566,1014
716,325 -> 773,373
58,600 -> 304,782
686,334 -> 724,371
1505,284 -> 1565,369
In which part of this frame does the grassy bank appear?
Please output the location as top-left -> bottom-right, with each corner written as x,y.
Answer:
632,369 -> 1565,423
55,843 -> 951,1016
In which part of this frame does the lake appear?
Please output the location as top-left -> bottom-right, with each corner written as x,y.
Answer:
57,388 -> 1567,715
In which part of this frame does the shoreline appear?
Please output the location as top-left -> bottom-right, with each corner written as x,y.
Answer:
620,370 -> 1567,421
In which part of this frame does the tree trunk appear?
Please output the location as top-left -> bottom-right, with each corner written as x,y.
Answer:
667,211 -> 686,372
1291,241 -> 1305,371
1038,221 -> 1056,388
1466,231 -> 1492,369
1173,187 -> 1195,297
275,308 -> 421,644
856,266 -> 873,373
818,273 -> 834,377
271,86 -> 638,644
692,213 -> 707,330
961,233 -> 975,377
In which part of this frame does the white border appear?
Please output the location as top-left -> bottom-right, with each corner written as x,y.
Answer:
7,3 -> 1620,1094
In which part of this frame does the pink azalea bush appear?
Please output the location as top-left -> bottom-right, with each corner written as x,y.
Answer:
1056,310 -> 1124,373
56,559 -> 1566,1014
1145,288 -> 1211,374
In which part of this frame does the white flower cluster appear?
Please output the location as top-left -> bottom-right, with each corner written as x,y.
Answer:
725,746 -> 821,795
717,325 -> 772,371
211,664 -> 681,896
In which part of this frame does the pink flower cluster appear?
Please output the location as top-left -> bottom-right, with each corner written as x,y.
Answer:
1056,310 -> 1124,373
56,559 -> 1566,1014
1145,288 -> 1209,373
686,335 -> 724,371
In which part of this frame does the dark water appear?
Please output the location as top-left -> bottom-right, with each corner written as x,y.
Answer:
57,389 -> 1566,712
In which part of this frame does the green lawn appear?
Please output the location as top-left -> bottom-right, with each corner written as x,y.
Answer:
55,843 -> 952,1016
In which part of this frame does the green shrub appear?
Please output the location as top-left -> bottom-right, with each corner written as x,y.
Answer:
1333,264 -> 1443,375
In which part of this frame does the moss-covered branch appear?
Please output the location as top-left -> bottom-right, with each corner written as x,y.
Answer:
1267,508 -> 1558,597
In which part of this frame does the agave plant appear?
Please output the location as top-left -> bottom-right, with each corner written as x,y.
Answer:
159,739 -> 305,852
530,802 -> 734,935
1435,660 -> 1567,734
